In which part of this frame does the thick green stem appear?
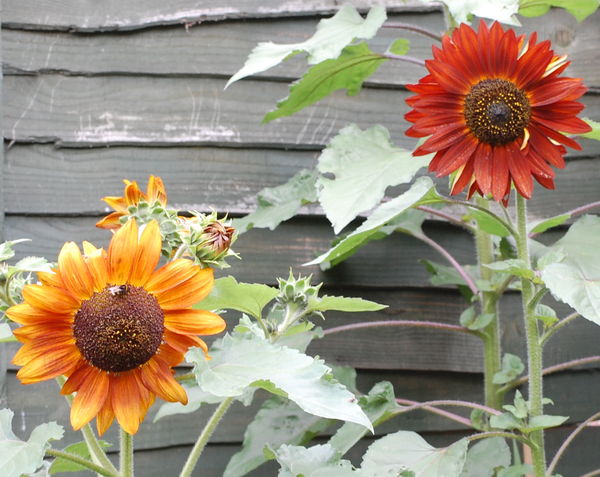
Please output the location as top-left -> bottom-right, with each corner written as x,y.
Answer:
516,194 -> 546,475
179,397 -> 235,477
474,198 -> 502,410
56,376 -> 119,475
46,449 -> 120,477
119,428 -> 134,477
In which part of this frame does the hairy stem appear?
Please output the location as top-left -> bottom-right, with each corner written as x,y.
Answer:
324,319 -> 479,337
394,399 -> 501,417
474,198 -> 502,410
382,22 -> 443,41
415,205 -> 475,232
564,200 -> 600,220
467,431 -> 532,447
179,397 -> 235,477
395,398 -> 472,427
547,411 -> 600,475
382,53 -> 426,67
516,194 -> 546,475
46,449 -> 119,477
119,428 -> 134,477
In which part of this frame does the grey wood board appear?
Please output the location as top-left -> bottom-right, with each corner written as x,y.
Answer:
4,75 -> 600,154
4,9 -> 599,88
0,0 -> 438,32
3,144 -> 600,217
6,369 -> 600,475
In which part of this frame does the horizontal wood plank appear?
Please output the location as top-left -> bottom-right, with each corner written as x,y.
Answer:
0,1 -> 438,32
3,145 -> 600,217
4,75 -> 600,154
4,10 -> 599,88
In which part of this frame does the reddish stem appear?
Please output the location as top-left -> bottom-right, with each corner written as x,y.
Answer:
324,319 -> 477,337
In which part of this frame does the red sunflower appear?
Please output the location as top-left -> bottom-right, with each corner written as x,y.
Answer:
7,219 -> 225,435
405,21 -> 591,202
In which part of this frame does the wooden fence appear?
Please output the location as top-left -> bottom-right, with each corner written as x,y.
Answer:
2,1 -> 600,474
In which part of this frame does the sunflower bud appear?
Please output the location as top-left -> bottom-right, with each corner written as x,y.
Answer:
276,270 -> 322,308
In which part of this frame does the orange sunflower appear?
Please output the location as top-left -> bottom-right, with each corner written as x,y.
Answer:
7,219 -> 225,435
405,21 -> 591,202
96,175 -> 167,229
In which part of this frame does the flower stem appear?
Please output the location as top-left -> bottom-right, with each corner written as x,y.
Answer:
324,319 -> 480,337
46,449 -> 120,477
516,194 -> 546,475
119,428 -> 134,477
394,398 -> 501,417
55,376 -> 119,475
381,22 -> 443,41
382,53 -> 426,67
467,431 -> 532,447
394,398 -> 472,427
474,197 -> 502,410
179,397 -> 234,477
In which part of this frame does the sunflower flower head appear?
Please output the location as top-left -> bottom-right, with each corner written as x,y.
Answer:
405,21 -> 591,202
7,219 -> 226,435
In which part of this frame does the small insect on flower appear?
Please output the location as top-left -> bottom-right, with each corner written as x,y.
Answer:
108,284 -> 128,297
405,21 -> 591,202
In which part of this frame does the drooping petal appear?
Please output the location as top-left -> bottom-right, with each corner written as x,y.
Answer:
110,371 -> 147,435
164,309 -> 226,336
154,267 -> 214,310
16,343 -> 81,384
96,400 -> 115,436
69,368 -> 110,430
140,358 -> 188,404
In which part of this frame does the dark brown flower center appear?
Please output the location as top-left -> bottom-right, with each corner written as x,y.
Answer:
464,78 -> 531,146
73,285 -> 164,372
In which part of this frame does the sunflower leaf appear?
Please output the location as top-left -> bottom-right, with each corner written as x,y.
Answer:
540,215 -> 600,325
308,177 -> 435,269
441,0 -> 520,26
459,437 -> 511,477
195,276 -> 278,320
224,397 -> 333,477
49,440 -> 111,474
519,0 -> 599,22
317,125 -> 431,234
233,169 -> 318,234
0,409 -> 64,477
263,43 -> 386,123
0,239 -> 29,262
226,5 -> 386,88
582,118 -> 600,140
306,295 -> 387,313
529,214 -> 571,235
188,332 -> 372,430
269,443 -> 355,477
360,431 -> 469,476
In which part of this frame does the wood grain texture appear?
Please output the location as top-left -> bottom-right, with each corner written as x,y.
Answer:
3,10 -> 599,88
3,145 -> 600,217
4,75 -> 600,154
0,0 -> 438,32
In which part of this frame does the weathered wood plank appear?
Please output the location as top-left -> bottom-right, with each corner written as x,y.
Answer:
3,145 -> 600,218
4,9 -> 599,88
0,0 -> 439,32
4,75 -> 600,154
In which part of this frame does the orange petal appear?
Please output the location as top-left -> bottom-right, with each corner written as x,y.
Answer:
37,269 -> 64,288
70,368 -> 110,430
107,219 -> 138,284
96,212 -> 124,230
6,303 -> 73,326
96,400 -> 115,436
85,248 -> 109,293
58,242 -> 95,300
147,176 -> 167,204
102,196 -> 128,212
140,358 -> 187,404
129,221 -> 161,287
12,322 -> 73,343
22,283 -> 80,314
145,259 -> 201,295
164,309 -> 226,336
61,361 -> 94,394
124,181 -> 145,206
156,338 -> 187,365
155,268 -> 214,310
16,344 -> 81,384
13,334 -> 77,365
110,371 -> 147,435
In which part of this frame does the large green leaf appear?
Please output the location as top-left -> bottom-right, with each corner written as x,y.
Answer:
0,409 -> 64,477
460,437 -> 510,477
307,295 -> 386,313
263,43 -> 386,123
224,397 -> 333,477
269,444 -> 357,477
307,177 -> 435,268
442,0 -> 520,25
541,215 -> 600,324
360,431 -> 468,476
233,169 -> 318,233
49,440 -> 111,474
317,125 -> 430,233
519,0 -> 599,21
226,5 -> 386,87
195,276 -> 278,319
188,333 -> 372,430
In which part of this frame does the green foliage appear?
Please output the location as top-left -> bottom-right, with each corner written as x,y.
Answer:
493,353 -> 525,385
49,440 -> 111,474
307,177 -> 435,269
460,306 -> 495,330
0,239 -> 29,262
387,38 -> 410,55
582,118 -> 600,140
307,295 -> 386,313
0,323 -> 14,343
195,276 -> 279,320
153,383 -> 226,422
233,169 -> 318,233
490,391 -> 568,433
541,215 -> 600,325
441,0 -> 520,25
188,332 -> 372,430
519,0 -> 600,22
317,124 -> 431,233
268,444 -> 353,477
226,5 -> 386,87
529,214 -> 570,235
498,465 -> 534,477
0,409 -> 64,477
534,304 -> 558,327
360,431 -> 468,476
485,259 -> 540,283
468,209 -> 511,237
263,43 -> 387,123
224,397 -> 333,477
460,437 -> 511,477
